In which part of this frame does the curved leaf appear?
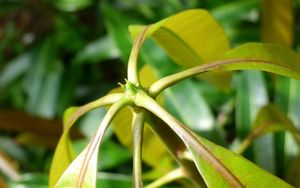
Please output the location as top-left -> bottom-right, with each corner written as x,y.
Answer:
129,9 -> 232,89
190,136 -> 292,188
235,105 -> 300,154
54,99 -> 130,188
137,93 -> 292,188
149,42 -> 300,96
49,94 -> 122,187
54,143 -> 98,188
220,43 -> 300,79
235,71 -> 275,172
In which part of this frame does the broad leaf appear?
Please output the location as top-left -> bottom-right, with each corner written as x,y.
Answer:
217,43 -> 300,80
188,136 -> 292,188
49,94 -> 122,187
234,105 -> 300,154
54,142 -> 98,188
54,98 -> 128,187
129,9 -> 232,89
137,93 -> 292,188
262,0 -> 297,175
141,40 -> 221,142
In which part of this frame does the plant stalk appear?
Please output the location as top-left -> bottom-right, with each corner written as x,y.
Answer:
76,97 -> 132,187
149,58 -> 272,97
135,91 -> 243,188
128,26 -> 150,86
131,108 -> 145,188
145,168 -> 185,188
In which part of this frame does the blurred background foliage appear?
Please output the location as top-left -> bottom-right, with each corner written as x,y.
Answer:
1,0 -> 300,187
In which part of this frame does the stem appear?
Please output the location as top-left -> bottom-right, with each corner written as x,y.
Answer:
128,26 -> 150,86
149,58 -> 272,97
145,168 -> 185,188
65,93 -> 124,131
145,114 -> 205,187
234,122 -> 271,154
135,91 -> 243,188
76,98 -> 132,187
131,108 -> 145,188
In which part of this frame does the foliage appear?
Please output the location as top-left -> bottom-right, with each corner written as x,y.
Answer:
1,0 -> 300,188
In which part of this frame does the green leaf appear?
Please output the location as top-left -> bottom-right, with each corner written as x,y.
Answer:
49,94 -> 122,187
129,9 -> 231,89
235,70 -> 275,173
137,93 -> 292,188
0,52 -> 31,89
234,104 -> 300,154
52,0 -> 92,12
189,136 -> 292,188
54,142 -> 98,188
73,37 -> 119,65
9,173 -> 48,188
99,140 -> 132,170
275,77 -> 300,175
219,43 -> 300,80
141,40 -> 220,142
101,3 -> 134,62
96,172 -> 132,188
261,0 -> 295,174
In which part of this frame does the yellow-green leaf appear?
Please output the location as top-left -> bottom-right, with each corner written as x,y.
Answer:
49,94 -> 122,187
54,142 -> 98,188
188,136 -> 293,188
261,0 -> 294,46
235,105 -> 300,154
129,9 -> 232,89
137,92 -> 292,188
218,43 -> 300,80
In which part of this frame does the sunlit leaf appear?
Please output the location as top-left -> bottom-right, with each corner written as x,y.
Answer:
138,93 -> 292,188
261,0 -> 296,174
187,136 -> 292,188
129,9 -> 232,89
54,142 -> 98,188
50,94 -> 122,187
217,43 -> 300,80
54,97 -> 129,188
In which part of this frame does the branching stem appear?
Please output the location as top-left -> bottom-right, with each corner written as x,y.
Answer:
135,91 -> 243,188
